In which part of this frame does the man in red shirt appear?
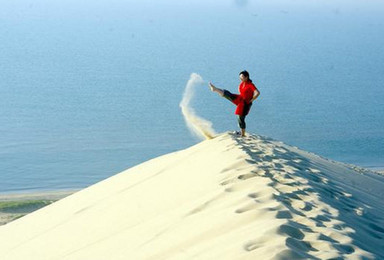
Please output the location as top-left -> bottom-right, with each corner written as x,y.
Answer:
209,70 -> 260,137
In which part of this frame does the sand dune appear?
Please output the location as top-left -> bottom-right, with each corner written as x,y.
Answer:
0,133 -> 383,259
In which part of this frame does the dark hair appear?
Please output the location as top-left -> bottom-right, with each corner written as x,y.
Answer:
239,70 -> 252,82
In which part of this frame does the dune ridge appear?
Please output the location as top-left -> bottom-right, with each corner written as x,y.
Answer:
0,133 -> 383,259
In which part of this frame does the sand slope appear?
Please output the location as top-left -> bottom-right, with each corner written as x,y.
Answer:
0,133 -> 383,260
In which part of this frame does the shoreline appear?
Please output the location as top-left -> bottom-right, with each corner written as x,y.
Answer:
367,167 -> 384,174
0,189 -> 78,201
0,189 -> 77,226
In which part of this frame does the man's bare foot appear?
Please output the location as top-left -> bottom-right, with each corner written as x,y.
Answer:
209,83 -> 224,96
209,82 -> 216,92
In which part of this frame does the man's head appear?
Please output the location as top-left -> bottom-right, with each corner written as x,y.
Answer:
239,70 -> 250,82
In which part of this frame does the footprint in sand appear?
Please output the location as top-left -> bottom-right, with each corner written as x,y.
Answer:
219,169 -> 259,186
224,176 -> 271,193
243,234 -> 275,252
307,168 -> 321,174
237,173 -> 258,181
220,161 -> 248,174
247,192 -> 260,199
220,177 -> 237,186
234,201 -> 276,214
244,241 -> 262,251
278,223 -> 305,240
276,210 -> 293,219
292,159 -> 303,164
274,147 -> 288,154
286,237 -> 318,253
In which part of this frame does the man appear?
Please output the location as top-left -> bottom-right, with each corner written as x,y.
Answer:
209,70 -> 260,137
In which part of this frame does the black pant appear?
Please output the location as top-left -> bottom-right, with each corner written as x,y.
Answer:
238,115 -> 246,129
223,90 -> 252,129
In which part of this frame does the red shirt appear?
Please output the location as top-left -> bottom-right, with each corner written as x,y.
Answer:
239,81 -> 256,103
231,81 -> 257,115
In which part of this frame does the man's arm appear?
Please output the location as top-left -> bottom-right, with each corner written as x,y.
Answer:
251,87 -> 260,102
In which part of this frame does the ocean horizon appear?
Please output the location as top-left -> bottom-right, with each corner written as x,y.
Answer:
1,0 -> 383,194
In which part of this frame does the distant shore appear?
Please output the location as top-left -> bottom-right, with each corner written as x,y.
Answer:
0,190 -> 77,226
369,167 -> 384,174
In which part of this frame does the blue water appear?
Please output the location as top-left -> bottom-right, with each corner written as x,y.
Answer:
1,0 -> 384,193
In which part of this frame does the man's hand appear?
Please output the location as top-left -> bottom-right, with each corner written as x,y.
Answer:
252,89 -> 260,102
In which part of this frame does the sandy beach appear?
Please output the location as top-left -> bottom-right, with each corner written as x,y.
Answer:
0,132 -> 383,259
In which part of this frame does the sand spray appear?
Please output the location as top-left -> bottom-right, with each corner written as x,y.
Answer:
180,73 -> 217,140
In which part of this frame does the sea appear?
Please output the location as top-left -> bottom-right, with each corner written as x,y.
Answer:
1,0 -> 384,194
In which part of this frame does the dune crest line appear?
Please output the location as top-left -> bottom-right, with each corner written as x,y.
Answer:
180,73 -> 216,140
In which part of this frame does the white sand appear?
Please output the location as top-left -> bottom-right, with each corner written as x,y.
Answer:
0,132 -> 383,259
